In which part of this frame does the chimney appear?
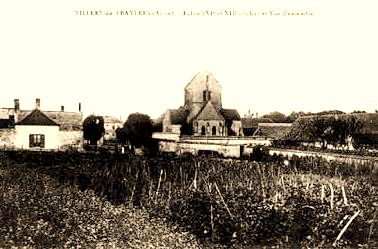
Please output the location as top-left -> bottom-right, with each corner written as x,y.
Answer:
79,102 -> 81,112
61,105 -> 64,112
14,99 -> 20,112
35,98 -> 40,110
256,112 -> 258,119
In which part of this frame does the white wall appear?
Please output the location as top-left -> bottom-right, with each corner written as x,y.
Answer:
152,132 -> 180,141
15,125 -> 60,150
158,141 -> 242,158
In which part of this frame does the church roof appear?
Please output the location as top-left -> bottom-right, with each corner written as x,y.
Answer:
195,101 -> 224,121
17,109 -> 59,126
184,71 -> 222,90
220,109 -> 241,121
168,108 -> 189,125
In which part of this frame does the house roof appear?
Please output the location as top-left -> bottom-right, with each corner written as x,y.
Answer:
17,109 -> 59,126
103,116 -> 123,124
241,117 -> 273,129
17,110 -> 82,130
253,123 -> 292,139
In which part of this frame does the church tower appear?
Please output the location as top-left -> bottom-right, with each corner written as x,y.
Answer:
184,71 -> 222,121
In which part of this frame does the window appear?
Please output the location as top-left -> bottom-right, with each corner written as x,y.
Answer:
29,134 -> 45,148
203,90 -> 211,101
201,126 -> 206,135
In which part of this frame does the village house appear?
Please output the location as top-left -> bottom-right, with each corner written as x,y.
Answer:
0,98 -> 83,150
162,71 -> 243,136
102,116 -> 123,141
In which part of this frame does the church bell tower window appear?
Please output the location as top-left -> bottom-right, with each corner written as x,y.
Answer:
203,90 -> 211,101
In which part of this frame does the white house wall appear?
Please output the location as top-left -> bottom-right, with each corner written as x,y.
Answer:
15,125 -> 60,150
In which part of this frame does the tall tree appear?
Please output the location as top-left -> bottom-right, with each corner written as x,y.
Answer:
83,115 -> 105,145
118,113 -> 154,149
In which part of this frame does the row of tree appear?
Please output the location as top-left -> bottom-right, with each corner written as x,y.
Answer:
284,115 -> 364,148
260,110 -> 374,123
83,113 -> 156,151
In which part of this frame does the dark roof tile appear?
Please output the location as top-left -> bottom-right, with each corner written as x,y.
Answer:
253,123 -> 292,139
17,109 -> 59,126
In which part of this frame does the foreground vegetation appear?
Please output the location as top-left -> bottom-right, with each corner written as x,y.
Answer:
0,160 -> 199,248
1,150 -> 377,248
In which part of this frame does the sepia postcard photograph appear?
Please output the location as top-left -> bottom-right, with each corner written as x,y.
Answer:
0,0 -> 377,248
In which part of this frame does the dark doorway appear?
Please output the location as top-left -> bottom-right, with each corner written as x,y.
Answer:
201,126 -> 206,135
212,126 -> 217,136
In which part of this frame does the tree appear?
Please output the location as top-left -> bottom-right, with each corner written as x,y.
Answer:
115,127 -> 127,144
286,111 -> 311,122
118,113 -> 155,150
351,110 -> 367,114
262,111 -> 288,123
83,115 -> 105,145
316,110 -> 345,116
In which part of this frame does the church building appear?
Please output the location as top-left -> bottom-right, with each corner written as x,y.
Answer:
162,71 -> 242,136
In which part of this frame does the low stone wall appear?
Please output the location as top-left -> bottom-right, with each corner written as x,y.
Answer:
269,148 -> 378,167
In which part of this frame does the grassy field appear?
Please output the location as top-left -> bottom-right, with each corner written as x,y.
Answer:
0,150 -> 377,248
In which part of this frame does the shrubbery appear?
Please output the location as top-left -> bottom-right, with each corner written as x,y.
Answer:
1,151 -> 377,248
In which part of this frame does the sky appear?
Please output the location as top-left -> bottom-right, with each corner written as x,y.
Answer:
0,0 -> 377,121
